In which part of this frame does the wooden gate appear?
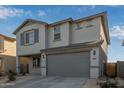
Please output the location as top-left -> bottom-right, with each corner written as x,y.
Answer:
105,63 -> 117,77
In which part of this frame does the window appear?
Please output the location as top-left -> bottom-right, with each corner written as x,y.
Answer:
0,39 -> 4,52
33,58 -> 40,68
20,29 -> 39,46
28,31 -> 34,44
86,24 -> 94,28
54,26 -> 61,40
76,23 -> 82,30
93,50 -> 96,55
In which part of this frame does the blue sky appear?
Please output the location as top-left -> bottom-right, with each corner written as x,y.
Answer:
0,5 -> 124,62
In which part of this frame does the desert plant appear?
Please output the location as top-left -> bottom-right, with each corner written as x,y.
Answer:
7,70 -> 16,81
8,73 -> 16,81
22,72 -> 26,76
99,78 -> 118,88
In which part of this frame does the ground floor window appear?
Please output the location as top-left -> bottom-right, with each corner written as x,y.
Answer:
33,57 -> 40,68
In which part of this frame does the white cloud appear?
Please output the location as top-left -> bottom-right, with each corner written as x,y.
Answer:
0,6 -> 32,20
38,10 -> 46,17
108,60 -> 117,63
91,5 -> 95,9
25,10 -> 32,16
108,5 -> 119,7
110,25 -> 124,39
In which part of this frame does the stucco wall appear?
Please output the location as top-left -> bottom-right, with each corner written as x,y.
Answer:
71,17 -> 101,44
100,20 -> 108,57
48,22 -> 70,48
98,19 -> 108,76
16,23 -> 46,56
0,40 -> 16,73
1,40 -> 16,56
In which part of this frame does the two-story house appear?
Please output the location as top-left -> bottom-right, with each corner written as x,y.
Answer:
13,12 -> 110,78
0,34 -> 16,74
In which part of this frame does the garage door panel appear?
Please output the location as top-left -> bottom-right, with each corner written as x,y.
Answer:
47,52 -> 90,77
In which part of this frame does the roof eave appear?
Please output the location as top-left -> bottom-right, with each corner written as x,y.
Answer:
13,19 -> 48,35
0,34 -> 16,42
41,40 -> 103,53
50,18 -> 73,26
102,13 -> 111,45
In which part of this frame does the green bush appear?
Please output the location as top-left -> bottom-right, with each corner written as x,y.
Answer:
21,72 -> 26,76
99,79 -> 118,88
8,73 -> 16,81
8,70 -> 16,81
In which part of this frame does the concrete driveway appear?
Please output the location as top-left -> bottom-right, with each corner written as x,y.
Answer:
0,75 -> 98,88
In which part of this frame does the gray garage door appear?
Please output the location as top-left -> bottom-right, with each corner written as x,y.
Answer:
47,52 -> 90,77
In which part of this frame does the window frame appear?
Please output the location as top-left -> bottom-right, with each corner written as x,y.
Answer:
54,26 -> 61,41
86,24 -> 94,28
28,30 -> 35,45
21,29 -> 39,46
75,23 -> 83,30
24,30 -> 34,45
32,57 -> 40,69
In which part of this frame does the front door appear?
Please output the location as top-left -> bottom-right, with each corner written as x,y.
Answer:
30,57 -> 41,75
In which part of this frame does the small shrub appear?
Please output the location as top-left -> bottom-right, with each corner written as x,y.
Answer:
99,79 -> 118,88
12,72 -> 17,76
9,70 -> 12,73
8,73 -> 16,81
22,72 -> 26,76
7,70 -> 16,81
0,73 -> 2,77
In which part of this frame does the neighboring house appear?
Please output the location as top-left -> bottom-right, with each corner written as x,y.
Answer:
0,34 -> 16,74
13,12 -> 110,78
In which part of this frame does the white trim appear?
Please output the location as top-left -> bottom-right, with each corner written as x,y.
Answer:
41,53 -> 46,76
90,47 -> 99,78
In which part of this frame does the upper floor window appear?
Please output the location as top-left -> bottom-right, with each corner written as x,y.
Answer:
76,23 -> 82,30
20,29 -> 39,46
28,31 -> 34,44
54,26 -> 61,41
0,39 -> 4,53
86,24 -> 94,28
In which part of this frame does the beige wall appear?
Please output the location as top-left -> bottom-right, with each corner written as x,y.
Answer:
48,17 -> 102,48
20,57 -> 30,73
71,17 -> 101,44
16,23 -> 46,56
0,39 -> 16,73
2,40 -> 16,56
48,22 -> 70,48
16,17 -> 108,58
100,20 -> 108,56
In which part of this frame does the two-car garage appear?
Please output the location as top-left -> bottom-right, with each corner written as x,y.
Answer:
47,52 -> 90,78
